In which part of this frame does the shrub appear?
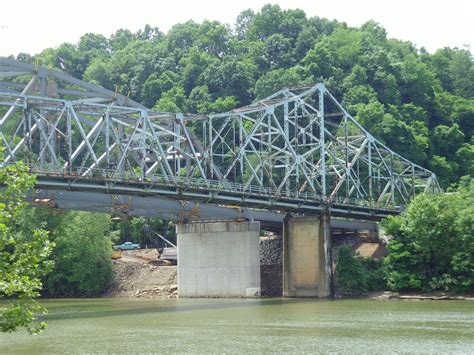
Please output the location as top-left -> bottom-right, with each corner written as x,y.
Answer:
382,179 -> 473,292
335,245 -> 368,294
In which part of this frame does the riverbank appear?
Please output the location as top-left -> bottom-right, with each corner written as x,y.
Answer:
104,258 -> 473,301
104,237 -> 284,299
104,250 -> 177,298
369,291 -> 474,301
104,248 -> 473,301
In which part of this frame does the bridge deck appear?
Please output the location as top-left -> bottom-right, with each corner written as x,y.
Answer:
32,169 -> 398,220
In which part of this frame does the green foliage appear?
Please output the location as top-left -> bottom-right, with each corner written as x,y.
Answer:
0,154 -> 53,334
21,209 -> 115,297
382,180 -> 474,292
46,212 -> 114,297
336,245 -> 368,294
254,67 -> 307,99
119,216 -> 174,248
335,245 -> 387,295
154,87 -> 186,112
361,258 -> 387,291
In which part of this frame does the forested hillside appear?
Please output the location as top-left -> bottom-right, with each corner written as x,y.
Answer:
13,4 -> 474,187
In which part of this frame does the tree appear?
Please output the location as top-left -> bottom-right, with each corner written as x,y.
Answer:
41,211 -> 114,297
262,34 -> 292,69
186,85 -> 212,113
235,9 -> 255,39
109,29 -> 135,52
202,58 -> 256,104
335,245 -> 368,294
254,67 -> 305,99
382,181 -> 474,292
429,47 -> 474,99
154,86 -> 186,112
83,58 -> 112,89
455,143 -> 474,177
141,73 -> 163,108
0,156 -> 53,334
431,124 -> 464,159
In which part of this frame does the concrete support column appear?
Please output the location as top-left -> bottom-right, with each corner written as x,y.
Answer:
177,221 -> 261,298
283,213 -> 333,298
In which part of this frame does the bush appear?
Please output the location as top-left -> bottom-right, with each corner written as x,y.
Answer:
21,209 -> 115,297
361,258 -> 386,291
44,212 -> 114,296
382,178 -> 474,292
336,245 -> 387,295
335,245 -> 368,294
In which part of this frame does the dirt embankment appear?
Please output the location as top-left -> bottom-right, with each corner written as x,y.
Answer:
106,238 -> 285,299
104,250 -> 177,298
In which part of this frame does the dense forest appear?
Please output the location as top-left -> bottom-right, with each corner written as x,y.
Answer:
11,4 -> 474,188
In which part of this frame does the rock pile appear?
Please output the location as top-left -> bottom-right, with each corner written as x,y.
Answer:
134,285 -> 178,298
260,236 -> 283,297
260,236 -> 283,265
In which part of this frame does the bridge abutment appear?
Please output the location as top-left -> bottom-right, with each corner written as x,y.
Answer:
283,214 -> 333,298
176,221 -> 261,297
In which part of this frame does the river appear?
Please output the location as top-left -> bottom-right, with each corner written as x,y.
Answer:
0,298 -> 473,354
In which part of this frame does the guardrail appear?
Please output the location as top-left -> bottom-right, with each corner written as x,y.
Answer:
2,162 -> 400,212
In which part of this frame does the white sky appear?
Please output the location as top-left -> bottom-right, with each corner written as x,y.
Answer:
0,0 -> 472,57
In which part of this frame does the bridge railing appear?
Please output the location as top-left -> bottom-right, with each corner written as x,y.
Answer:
9,162 -> 400,212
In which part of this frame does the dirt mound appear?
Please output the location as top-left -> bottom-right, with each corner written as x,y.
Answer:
105,261 -> 177,298
119,249 -> 160,263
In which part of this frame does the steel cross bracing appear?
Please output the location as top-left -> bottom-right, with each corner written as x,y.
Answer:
0,59 -> 440,219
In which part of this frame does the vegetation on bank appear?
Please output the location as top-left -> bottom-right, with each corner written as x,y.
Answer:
383,178 -> 473,293
21,209 -> 116,297
22,210 -> 175,298
336,178 -> 474,295
335,246 -> 386,294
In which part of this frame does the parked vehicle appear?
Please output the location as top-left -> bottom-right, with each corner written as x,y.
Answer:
159,247 -> 177,265
114,242 -> 139,251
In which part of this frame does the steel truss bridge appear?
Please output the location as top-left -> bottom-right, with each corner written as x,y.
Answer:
0,58 -> 439,221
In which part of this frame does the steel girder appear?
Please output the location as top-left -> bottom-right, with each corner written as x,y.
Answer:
207,84 -> 439,208
0,59 -> 440,217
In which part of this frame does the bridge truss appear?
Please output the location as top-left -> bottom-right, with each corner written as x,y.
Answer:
0,58 -> 439,219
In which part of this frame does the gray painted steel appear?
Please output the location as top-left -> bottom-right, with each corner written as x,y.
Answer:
29,189 -> 379,232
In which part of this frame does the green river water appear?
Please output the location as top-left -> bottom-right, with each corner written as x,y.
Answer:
0,298 -> 473,354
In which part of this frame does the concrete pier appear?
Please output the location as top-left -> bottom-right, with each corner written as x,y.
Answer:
177,221 -> 261,297
283,214 -> 333,297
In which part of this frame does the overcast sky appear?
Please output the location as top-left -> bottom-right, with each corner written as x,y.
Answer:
0,0 -> 472,56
